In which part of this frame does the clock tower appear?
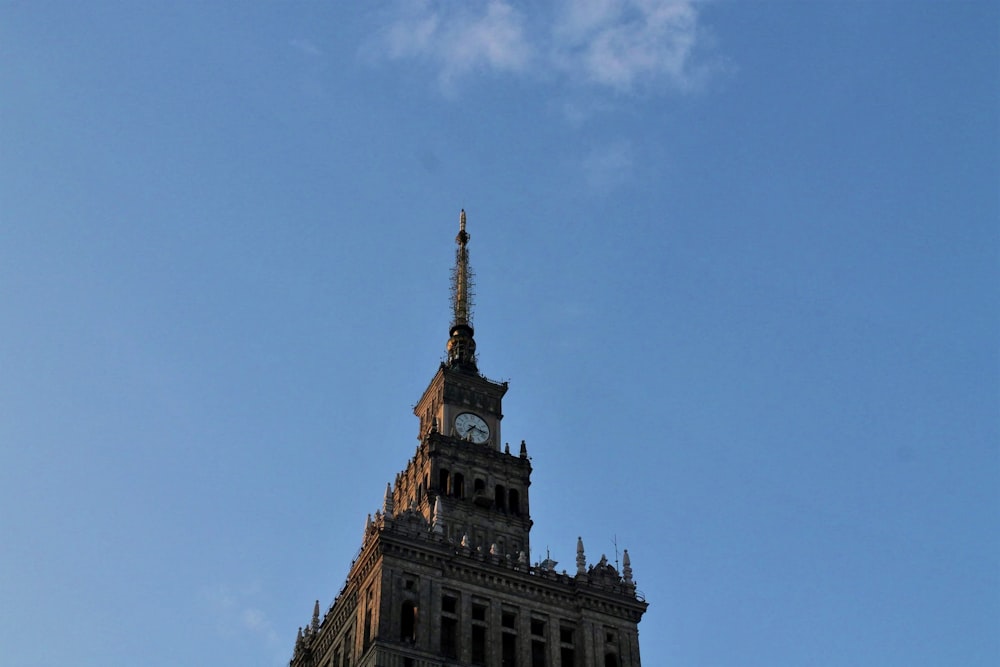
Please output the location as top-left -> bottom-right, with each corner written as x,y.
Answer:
290,211 -> 647,667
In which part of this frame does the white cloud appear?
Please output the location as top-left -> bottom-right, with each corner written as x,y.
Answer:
374,0 -> 711,94
381,0 -> 532,91
554,0 -> 701,92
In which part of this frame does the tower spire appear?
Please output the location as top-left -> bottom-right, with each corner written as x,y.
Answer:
446,209 -> 478,372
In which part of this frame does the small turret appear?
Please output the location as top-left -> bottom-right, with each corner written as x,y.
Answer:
431,496 -> 444,534
383,482 -> 394,516
576,537 -> 587,575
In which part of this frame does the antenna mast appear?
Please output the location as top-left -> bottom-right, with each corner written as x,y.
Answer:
451,209 -> 475,327
446,210 -> 478,373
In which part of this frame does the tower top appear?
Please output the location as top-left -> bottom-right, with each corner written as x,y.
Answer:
447,209 -> 478,373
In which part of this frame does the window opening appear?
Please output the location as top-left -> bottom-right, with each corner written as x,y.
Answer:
440,593 -> 459,659
495,484 -> 507,511
509,488 -> 521,516
400,601 -> 417,642
471,625 -> 487,665
441,617 -> 458,659
532,639 -> 547,667
502,632 -> 518,667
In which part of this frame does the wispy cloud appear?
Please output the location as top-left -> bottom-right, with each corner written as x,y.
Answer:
202,583 -> 280,646
552,0 -> 702,92
374,0 -> 712,94
381,0 -> 532,92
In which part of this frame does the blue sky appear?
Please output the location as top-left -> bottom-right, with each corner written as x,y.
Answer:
1,2 -> 997,666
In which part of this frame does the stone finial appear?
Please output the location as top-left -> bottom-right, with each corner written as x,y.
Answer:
383,482 -> 394,516
364,513 -> 372,538
623,549 -> 633,584
312,600 -> 320,631
576,536 -> 586,575
431,497 -> 444,534
505,442 -> 511,454
490,542 -> 499,556
519,440 -> 528,458
461,533 -> 470,549
518,550 -> 528,567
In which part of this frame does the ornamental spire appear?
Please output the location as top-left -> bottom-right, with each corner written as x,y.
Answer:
452,210 -> 473,327
446,209 -> 478,372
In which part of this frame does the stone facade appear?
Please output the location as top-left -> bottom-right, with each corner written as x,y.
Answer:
290,212 -> 647,667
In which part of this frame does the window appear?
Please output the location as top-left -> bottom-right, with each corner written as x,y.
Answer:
441,593 -> 459,659
532,639 -> 547,667
495,485 -> 507,511
471,599 -> 489,666
502,632 -> 518,667
439,469 -> 451,494
509,488 -> 521,516
400,601 -> 417,642
441,617 -> 458,659
453,472 -> 465,498
604,653 -> 619,667
531,616 -> 548,667
501,607 -> 518,667
472,625 -> 487,665
559,624 -> 576,667
342,629 -> 352,667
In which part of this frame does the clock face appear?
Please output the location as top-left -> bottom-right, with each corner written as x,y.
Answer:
455,412 -> 490,443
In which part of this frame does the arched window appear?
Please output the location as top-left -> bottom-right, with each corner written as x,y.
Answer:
508,488 -> 520,516
453,473 -> 465,498
439,469 -> 451,495
495,485 -> 507,511
400,601 -> 417,643
474,478 -> 486,494
605,653 -> 619,667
